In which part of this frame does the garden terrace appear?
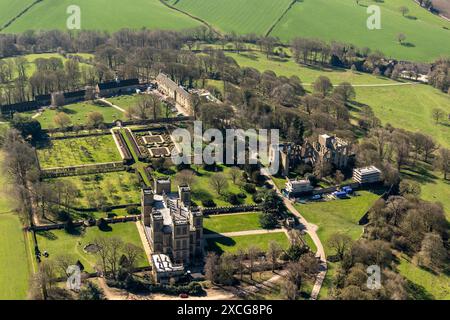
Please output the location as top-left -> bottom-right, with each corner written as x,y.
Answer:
121,128 -> 147,161
112,129 -> 133,164
37,135 -> 122,169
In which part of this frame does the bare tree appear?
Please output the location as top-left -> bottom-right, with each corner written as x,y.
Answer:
328,233 -> 353,261
228,166 -> 241,185
267,241 -> 282,272
209,173 -> 229,195
247,246 -> 260,280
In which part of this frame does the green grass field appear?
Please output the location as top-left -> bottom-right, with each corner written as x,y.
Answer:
206,232 -> 290,254
36,222 -> 148,273
170,0 -> 292,35
31,102 -> 125,129
0,0 -> 34,27
397,254 -> 450,300
227,51 -> 398,85
2,0 -> 201,33
272,0 -> 450,62
0,213 -> 30,300
227,52 -> 450,148
295,191 -> 381,255
51,171 -> 141,209
37,135 -> 121,168
203,212 -> 262,234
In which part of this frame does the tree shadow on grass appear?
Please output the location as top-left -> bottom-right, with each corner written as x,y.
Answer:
37,230 -> 58,240
206,235 -> 237,255
406,280 -> 434,300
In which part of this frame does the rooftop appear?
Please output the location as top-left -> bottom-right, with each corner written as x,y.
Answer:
152,254 -> 184,273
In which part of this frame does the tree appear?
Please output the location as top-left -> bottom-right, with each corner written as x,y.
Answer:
247,246 -> 260,280
435,148 -> 450,179
328,233 -> 353,261
261,190 -> 286,215
209,173 -> 229,195
431,108 -> 445,124
175,169 -> 196,187
86,111 -> 104,128
267,241 -> 283,272
333,82 -> 355,102
399,6 -> 409,16
313,76 -> 333,97
259,211 -> 278,229
416,233 -> 447,272
54,112 -> 72,129
235,249 -> 246,280
334,170 -> 345,185
397,33 -> 406,45
204,252 -> 219,283
78,281 -> 105,300
282,279 -> 298,300
228,166 -> 241,184
122,243 -> 142,271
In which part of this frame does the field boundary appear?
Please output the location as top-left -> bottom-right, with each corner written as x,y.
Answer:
265,0 -> 299,37
159,0 -> 221,36
0,0 -> 43,32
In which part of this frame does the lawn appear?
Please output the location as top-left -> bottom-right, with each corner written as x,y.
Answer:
206,232 -> 290,254
294,191 -> 381,255
32,102 -> 125,129
401,163 -> 450,220
152,164 -> 260,207
2,0 -> 201,33
36,222 -> 149,273
37,135 -> 121,168
203,212 -> 262,234
107,94 -> 174,118
51,171 -> 141,209
272,0 -> 450,62
0,213 -> 30,300
397,254 -> 450,300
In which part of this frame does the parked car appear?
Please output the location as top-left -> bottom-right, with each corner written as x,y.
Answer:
179,293 -> 189,299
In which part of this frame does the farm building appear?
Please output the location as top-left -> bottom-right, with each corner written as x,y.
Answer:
156,73 -> 193,115
96,78 -> 140,97
353,166 -> 382,184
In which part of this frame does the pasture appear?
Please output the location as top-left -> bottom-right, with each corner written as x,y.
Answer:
31,102 -> 125,129
272,0 -> 450,62
170,0 -> 292,35
227,51 -> 450,149
37,135 -> 121,168
36,222 -> 149,273
2,0 -> 201,33
397,254 -> 450,300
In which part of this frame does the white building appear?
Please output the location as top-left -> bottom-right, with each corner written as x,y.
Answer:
285,179 -> 313,195
151,253 -> 185,284
353,166 -> 382,184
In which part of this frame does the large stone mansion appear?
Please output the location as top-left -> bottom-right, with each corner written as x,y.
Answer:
141,177 -> 203,282
156,73 -> 193,115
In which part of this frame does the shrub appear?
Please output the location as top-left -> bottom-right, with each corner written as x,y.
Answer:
226,193 -> 240,205
126,205 -> 139,215
237,192 -> 247,199
243,183 -> 257,194
202,199 -> 217,208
